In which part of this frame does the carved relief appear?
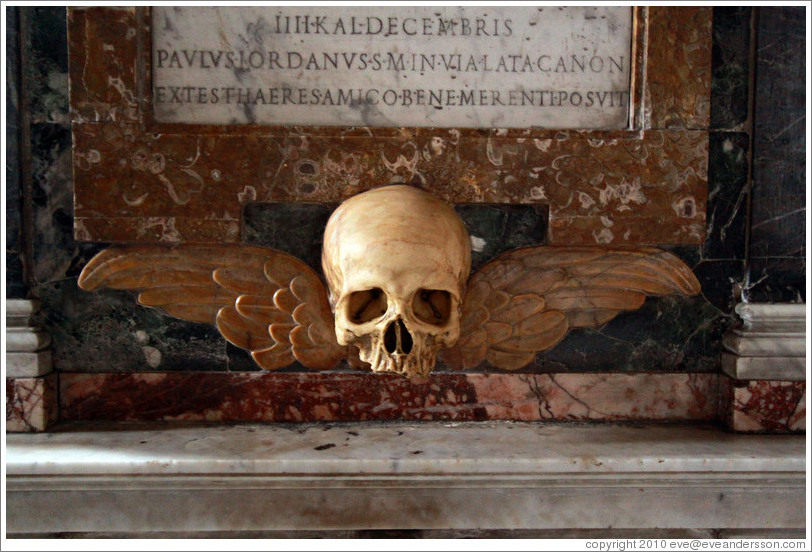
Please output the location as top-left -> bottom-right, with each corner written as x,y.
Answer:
79,185 -> 701,377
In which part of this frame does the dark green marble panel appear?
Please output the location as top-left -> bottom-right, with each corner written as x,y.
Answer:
711,7 -> 752,130
242,202 -> 548,274
24,6 -> 69,124
6,7 -> 26,298
704,132 -> 749,261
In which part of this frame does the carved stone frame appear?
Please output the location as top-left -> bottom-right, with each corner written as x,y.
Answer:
68,7 -> 711,246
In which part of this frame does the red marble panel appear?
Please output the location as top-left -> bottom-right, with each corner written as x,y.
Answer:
720,377 -> 806,433
6,376 -> 58,433
59,372 -> 719,423
67,7 -> 140,123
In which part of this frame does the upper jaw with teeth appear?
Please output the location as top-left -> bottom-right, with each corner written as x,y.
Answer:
368,317 -> 430,378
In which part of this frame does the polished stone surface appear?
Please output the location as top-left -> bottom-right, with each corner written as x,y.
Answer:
722,354 -> 806,382
721,377 -> 805,433
59,372 -> 720,423
748,7 -> 806,304
710,7 -> 751,130
6,352 -> 53,378
152,7 -> 633,129
6,422 -> 806,533
5,7 -> 26,299
6,375 -> 58,432
5,300 -> 53,380
721,303 -> 807,379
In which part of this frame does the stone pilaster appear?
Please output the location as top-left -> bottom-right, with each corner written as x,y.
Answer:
6,299 -> 57,432
720,303 -> 806,433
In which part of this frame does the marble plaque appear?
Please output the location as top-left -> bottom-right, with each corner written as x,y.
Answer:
152,6 -> 633,129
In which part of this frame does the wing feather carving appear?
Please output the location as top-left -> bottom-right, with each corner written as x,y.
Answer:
442,246 -> 701,371
78,244 -> 343,370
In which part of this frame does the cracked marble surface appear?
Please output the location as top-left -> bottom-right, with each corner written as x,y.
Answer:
58,372 -> 719,423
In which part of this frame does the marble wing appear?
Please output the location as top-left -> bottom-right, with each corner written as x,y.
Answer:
441,246 -> 701,370
78,244 -> 344,370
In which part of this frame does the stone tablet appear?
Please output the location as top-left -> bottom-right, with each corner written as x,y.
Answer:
152,6 -> 632,129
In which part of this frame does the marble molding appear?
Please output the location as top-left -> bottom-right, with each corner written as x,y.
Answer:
6,423 -> 806,534
59,372 -> 719,423
67,7 -> 710,246
6,300 -> 57,433
722,303 -> 806,359
6,300 -> 53,380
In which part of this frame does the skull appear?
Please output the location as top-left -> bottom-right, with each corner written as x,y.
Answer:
322,185 -> 471,378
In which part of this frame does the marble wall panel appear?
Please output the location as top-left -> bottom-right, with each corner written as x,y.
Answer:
703,133 -> 749,261
748,7 -> 806,303
25,7 -> 70,124
5,7 -> 26,298
71,126 -> 709,246
66,7 -> 139,123
646,7 -> 712,129
59,372 -> 719,423
720,378 -> 805,433
710,7 -> 752,131
6,375 -> 58,432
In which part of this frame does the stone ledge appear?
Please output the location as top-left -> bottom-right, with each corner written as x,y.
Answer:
722,353 -> 806,381
5,299 -> 41,328
6,422 -> 806,534
723,303 -> 807,359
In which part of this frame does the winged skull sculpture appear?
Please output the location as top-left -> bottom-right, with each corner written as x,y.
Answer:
78,185 -> 701,378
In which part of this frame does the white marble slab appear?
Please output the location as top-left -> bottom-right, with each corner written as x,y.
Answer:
152,6 -> 633,128
5,300 -> 53,378
6,422 -> 806,533
722,353 -> 806,381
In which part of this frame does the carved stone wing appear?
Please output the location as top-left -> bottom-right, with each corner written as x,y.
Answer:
78,244 -> 344,370
441,246 -> 701,370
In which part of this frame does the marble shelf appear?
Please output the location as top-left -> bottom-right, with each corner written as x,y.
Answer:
6,421 -> 806,535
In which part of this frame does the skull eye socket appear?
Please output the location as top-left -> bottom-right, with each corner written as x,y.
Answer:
346,288 -> 388,324
412,289 -> 452,326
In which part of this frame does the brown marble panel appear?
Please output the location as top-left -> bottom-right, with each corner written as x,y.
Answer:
646,7 -> 713,129
6,376 -> 58,432
67,7 -> 140,123
60,372 -> 719,423
73,126 -> 707,245
720,377 -> 806,433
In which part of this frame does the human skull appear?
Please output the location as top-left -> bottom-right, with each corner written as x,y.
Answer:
322,185 -> 471,378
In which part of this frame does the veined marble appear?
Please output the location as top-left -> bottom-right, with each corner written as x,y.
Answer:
59,372 -> 719,423
6,376 -> 58,432
721,378 -> 805,433
6,422 -> 805,533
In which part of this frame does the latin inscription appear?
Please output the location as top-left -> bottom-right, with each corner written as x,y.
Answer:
152,7 -> 632,128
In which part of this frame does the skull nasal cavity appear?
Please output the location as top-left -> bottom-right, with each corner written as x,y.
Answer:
384,319 -> 413,355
